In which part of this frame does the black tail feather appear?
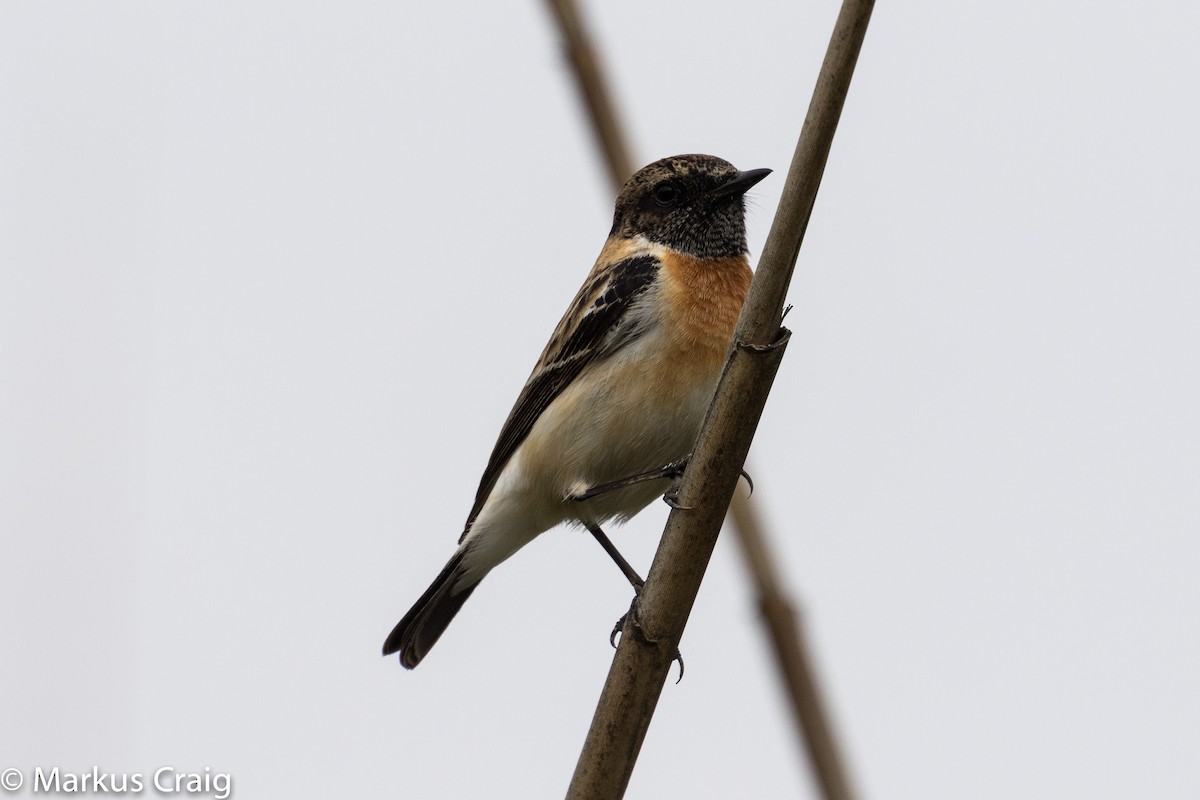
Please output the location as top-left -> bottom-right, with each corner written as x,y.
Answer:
382,550 -> 477,669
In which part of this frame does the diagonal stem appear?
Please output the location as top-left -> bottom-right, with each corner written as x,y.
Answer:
564,2 -> 876,798
543,0 -> 635,189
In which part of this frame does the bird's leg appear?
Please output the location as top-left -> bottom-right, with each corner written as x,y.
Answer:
585,521 -> 685,682
585,522 -> 644,592
569,457 -> 691,503
569,455 -> 753,508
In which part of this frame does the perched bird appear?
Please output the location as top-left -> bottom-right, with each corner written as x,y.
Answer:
383,154 -> 770,668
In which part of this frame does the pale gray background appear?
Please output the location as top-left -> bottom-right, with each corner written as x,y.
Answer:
2,2 -> 1198,798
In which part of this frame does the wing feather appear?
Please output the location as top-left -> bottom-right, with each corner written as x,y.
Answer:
458,253 -> 661,540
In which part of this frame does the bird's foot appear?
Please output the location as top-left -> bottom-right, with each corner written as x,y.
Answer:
609,597 -> 685,683
663,463 -> 754,507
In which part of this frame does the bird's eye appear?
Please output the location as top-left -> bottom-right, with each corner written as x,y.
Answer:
653,183 -> 679,206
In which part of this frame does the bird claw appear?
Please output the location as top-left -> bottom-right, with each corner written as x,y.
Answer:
739,468 -> 754,497
609,614 -> 625,649
672,648 -> 686,683
662,486 -> 694,510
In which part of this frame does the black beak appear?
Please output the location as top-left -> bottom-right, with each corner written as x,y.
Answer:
709,167 -> 772,198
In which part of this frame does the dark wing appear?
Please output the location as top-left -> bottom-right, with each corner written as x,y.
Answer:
458,253 -> 661,541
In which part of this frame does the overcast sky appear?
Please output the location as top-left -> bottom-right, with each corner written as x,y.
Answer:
2,2 -> 1198,799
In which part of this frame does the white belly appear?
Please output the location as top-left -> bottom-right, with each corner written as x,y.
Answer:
458,329 -> 723,583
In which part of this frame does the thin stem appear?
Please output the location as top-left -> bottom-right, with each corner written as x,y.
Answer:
565,2 -> 876,798
543,0 -> 635,190
729,493 -> 857,800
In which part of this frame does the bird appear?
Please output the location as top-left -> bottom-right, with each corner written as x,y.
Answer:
383,154 -> 770,668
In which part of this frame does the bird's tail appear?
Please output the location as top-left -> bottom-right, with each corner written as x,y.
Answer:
382,549 -> 478,669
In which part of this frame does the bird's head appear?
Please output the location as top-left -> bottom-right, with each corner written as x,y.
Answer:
610,154 -> 771,259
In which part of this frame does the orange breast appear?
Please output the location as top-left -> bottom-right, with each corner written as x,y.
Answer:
658,253 -> 753,373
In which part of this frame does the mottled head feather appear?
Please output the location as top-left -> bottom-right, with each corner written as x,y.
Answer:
610,154 -> 768,259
